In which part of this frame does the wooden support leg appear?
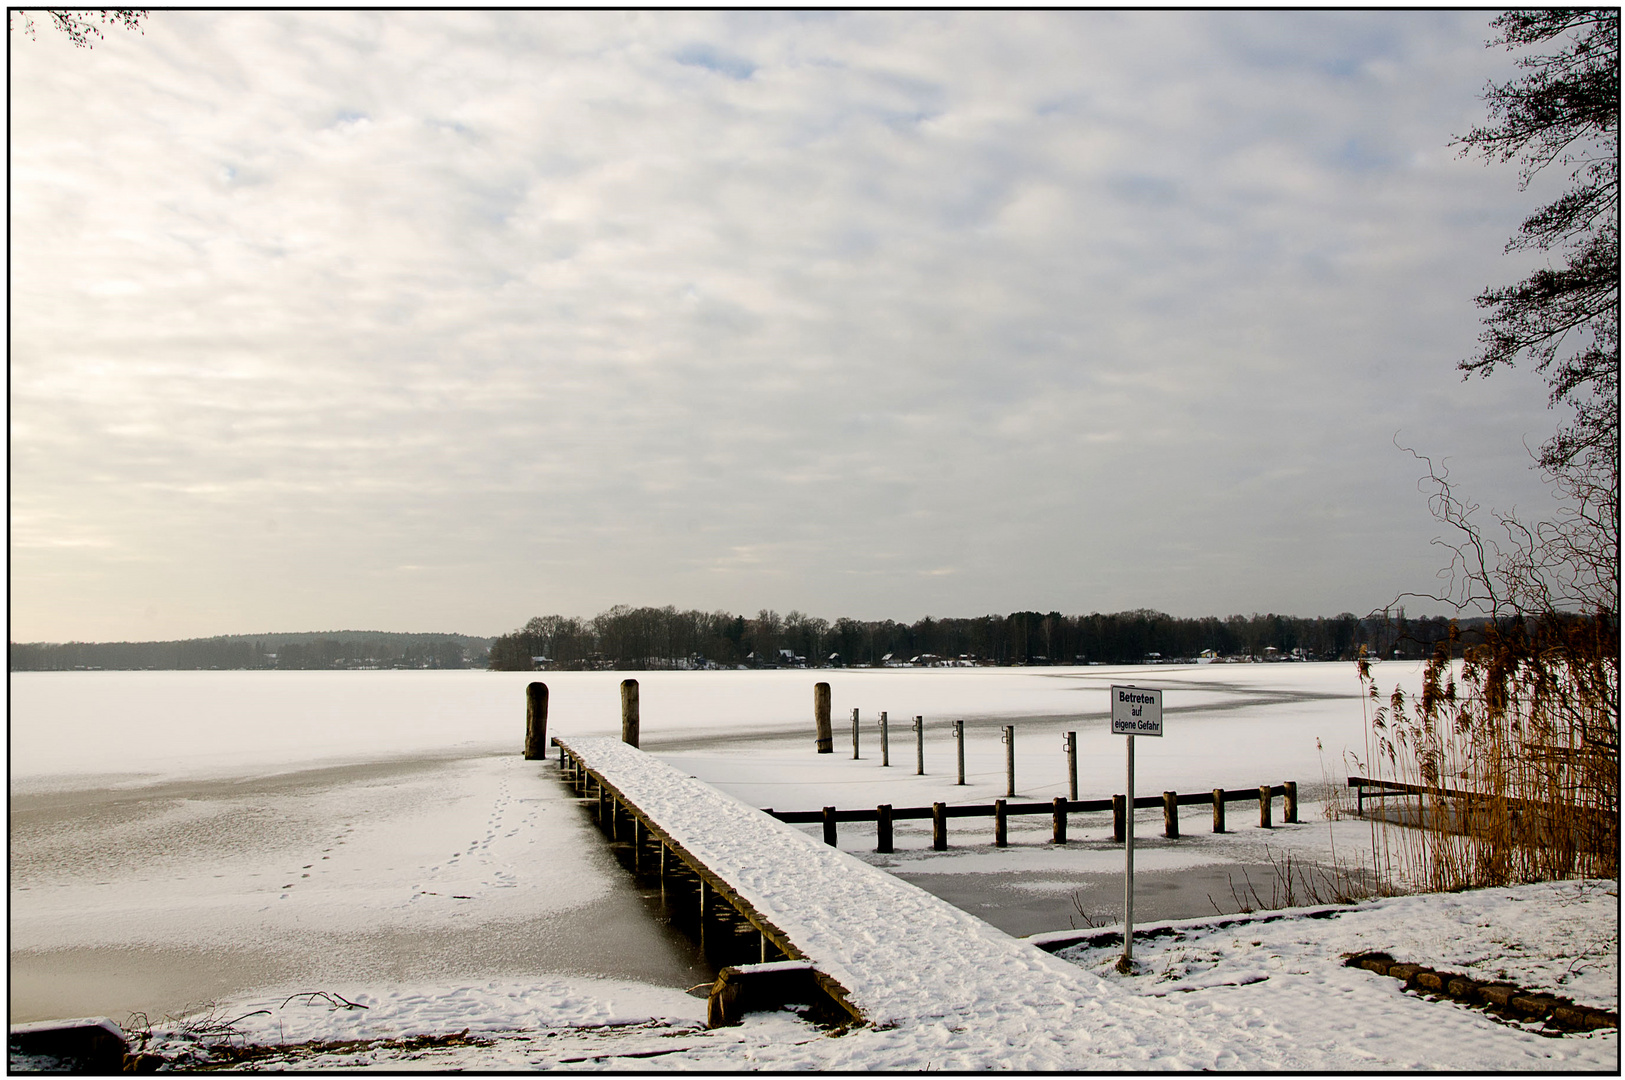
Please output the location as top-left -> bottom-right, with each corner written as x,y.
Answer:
1052,796 -> 1068,844
1213,788 -> 1226,833
876,804 -> 893,854
994,799 -> 1007,848
1163,791 -> 1179,839
1259,785 -> 1273,829
932,802 -> 948,851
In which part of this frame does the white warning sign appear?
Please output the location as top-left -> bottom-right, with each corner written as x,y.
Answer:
1110,685 -> 1163,737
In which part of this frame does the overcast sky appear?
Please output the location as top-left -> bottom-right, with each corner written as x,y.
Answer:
10,10 -> 1576,642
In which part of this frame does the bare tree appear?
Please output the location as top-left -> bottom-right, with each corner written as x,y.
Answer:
11,9 -> 147,48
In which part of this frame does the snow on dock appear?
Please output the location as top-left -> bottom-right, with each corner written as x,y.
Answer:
555,736 -> 1140,1032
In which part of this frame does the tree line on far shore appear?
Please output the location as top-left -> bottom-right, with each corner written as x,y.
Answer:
9,631 -> 490,671
485,605 -> 1483,671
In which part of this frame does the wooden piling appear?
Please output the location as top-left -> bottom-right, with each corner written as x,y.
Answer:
1052,796 -> 1068,844
1212,788 -> 1226,833
932,802 -> 948,851
1004,725 -> 1015,796
823,806 -> 838,847
1259,785 -> 1273,828
876,804 -> 893,854
814,683 -> 833,754
1066,731 -> 1078,801
524,682 -> 549,760
954,719 -> 964,784
621,679 -> 640,747
852,708 -> 860,760
1112,794 -> 1126,843
915,716 -> 926,776
1284,780 -> 1298,824
994,799 -> 1008,847
880,711 -> 890,767
1163,791 -> 1179,839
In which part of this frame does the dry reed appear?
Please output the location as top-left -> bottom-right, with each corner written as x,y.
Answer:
1350,615 -> 1618,893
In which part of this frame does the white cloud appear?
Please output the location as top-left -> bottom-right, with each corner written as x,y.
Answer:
9,11 -> 1566,639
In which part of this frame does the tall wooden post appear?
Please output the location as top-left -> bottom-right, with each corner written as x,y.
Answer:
1053,796 -> 1068,844
954,720 -> 965,784
1112,794 -> 1126,843
814,682 -> 833,753
915,716 -> 925,775
1163,791 -> 1179,839
852,708 -> 860,760
1259,785 -> 1273,828
932,802 -> 948,851
1212,788 -> 1226,833
1003,725 -> 1016,797
876,804 -> 893,854
524,682 -> 549,760
994,799 -> 1008,847
822,806 -> 838,847
621,679 -> 640,747
880,711 -> 890,767
1284,780 -> 1298,823
1066,731 -> 1078,801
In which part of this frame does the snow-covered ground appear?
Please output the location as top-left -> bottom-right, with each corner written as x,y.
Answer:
127,881 -> 1617,1071
10,664 -> 1619,1069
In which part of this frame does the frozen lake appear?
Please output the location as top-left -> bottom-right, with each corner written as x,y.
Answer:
10,662 -> 1419,1023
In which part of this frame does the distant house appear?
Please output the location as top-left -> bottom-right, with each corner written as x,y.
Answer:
530,655 -> 553,671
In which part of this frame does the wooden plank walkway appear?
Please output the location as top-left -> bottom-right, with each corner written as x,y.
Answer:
553,736 -> 1118,1029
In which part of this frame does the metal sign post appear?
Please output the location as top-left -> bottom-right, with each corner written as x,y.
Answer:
1111,685 -> 1163,972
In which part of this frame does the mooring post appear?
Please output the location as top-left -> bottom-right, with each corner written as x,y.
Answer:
1259,784 -> 1273,829
877,804 -> 893,853
1212,788 -> 1226,833
822,806 -> 838,847
1112,793 -> 1126,843
524,682 -> 549,760
994,798 -> 1008,847
632,817 -> 643,872
932,802 -> 948,851
1284,780 -> 1298,823
880,711 -> 890,767
621,678 -> 640,747
1003,725 -> 1016,796
915,716 -> 925,775
1163,791 -> 1179,839
1066,730 -> 1078,801
1053,796 -> 1068,844
954,719 -> 965,784
852,708 -> 860,760
814,682 -> 833,754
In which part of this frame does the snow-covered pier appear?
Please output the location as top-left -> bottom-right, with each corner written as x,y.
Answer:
552,735 -> 1124,1031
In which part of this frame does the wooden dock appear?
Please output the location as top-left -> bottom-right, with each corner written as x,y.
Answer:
552,735 -> 1116,1030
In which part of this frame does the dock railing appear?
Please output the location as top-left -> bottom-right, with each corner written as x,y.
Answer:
765,782 -> 1297,850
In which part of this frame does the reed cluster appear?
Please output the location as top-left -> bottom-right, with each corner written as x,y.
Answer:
1352,615 -> 1618,892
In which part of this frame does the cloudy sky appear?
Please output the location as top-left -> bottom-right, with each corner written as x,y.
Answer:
10,10 -> 1574,642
